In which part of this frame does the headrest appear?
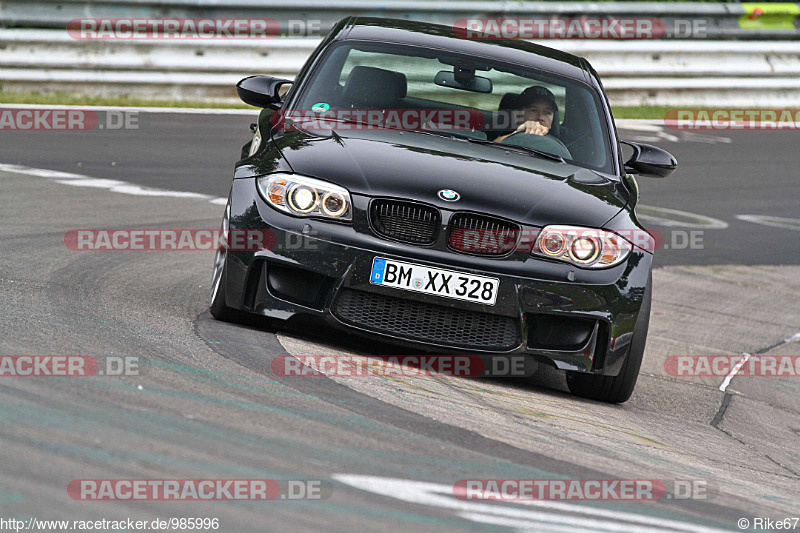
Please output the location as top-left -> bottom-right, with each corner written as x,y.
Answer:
341,66 -> 408,109
498,92 -> 519,111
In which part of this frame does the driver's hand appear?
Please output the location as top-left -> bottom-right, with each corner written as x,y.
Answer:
515,120 -> 549,136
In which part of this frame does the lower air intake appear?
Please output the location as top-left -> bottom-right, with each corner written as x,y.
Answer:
332,289 -> 520,350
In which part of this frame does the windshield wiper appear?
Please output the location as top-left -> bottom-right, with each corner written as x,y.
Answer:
295,121 -> 566,163
410,129 -> 473,141
412,129 -> 565,163
465,137 -> 566,163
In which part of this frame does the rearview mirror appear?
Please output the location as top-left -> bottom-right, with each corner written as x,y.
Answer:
434,70 -> 492,94
237,76 -> 293,109
621,141 -> 677,178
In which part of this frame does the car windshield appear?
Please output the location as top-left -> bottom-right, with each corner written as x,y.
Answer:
291,41 -> 615,173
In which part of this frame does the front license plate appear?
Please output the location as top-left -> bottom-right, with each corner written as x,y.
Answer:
369,257 -> 499,305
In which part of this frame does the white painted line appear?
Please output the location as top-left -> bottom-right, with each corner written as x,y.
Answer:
0,163 -> 228,205
333,475 -> 732,533
638,205 -> 729,229
719,353 -> 752,392
54,178 -> 127,189
721,331 -> 800,391
0,163 -> 90,180
615,122 -> 666,130
55,178 -> 213,199
458,512 -> 622,533
736,214 -> 800,231
0,103 -> 255,115
453,510 -> 670,533
784,331 -> 800,344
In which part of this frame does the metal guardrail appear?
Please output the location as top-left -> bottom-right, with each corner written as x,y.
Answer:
1,2 -> 799,105
2,29 -> 799,106
1,1 -> 800,39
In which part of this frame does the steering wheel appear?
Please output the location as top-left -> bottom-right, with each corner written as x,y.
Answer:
501,132 -> 572,159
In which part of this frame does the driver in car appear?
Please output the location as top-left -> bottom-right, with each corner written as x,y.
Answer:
494,85 -> 560,143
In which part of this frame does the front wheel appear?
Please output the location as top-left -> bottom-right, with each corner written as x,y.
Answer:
209,198 -> 240,322
566,273 -> 652,403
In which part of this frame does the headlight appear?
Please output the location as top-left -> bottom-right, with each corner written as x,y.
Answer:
248,125 -> 262,156
257,174 -> 352,221
533,226 -> 631,268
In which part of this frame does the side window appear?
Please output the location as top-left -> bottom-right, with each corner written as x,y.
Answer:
561,87 -> 607,169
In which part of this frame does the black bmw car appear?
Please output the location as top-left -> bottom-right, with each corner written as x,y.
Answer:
209,17 -> 677,403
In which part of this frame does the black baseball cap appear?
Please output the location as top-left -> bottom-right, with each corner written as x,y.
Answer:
517,86 -> 558,112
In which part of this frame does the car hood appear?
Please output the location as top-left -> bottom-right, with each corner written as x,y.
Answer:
271,125 -> 626,228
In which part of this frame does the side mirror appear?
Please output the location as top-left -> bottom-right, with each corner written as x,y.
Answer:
237,76 -> 292,109
621,141 -> 677,178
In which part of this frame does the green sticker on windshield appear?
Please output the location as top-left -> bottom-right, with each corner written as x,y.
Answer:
311,102 -> 330,113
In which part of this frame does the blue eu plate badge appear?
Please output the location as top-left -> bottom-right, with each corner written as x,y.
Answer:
371,257 -> 387,284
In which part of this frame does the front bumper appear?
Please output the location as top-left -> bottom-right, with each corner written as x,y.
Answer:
222,178 -> 652,376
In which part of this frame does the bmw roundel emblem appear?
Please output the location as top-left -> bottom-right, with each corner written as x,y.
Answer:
438,189 -> 460,202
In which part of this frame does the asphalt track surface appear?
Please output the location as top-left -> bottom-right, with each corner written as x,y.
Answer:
1,108 -> 799,532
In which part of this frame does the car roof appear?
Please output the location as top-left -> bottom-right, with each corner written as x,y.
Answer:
333,17 -> 592,83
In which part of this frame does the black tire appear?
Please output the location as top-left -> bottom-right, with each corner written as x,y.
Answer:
209,198 -> 241,323
566,273 -> 652,403
209,250 -> 240,322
